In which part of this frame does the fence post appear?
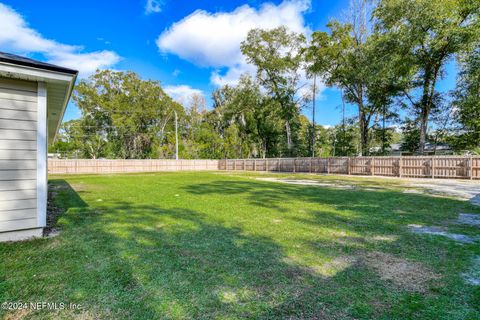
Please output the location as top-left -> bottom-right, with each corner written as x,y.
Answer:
293,159 -> 296,173
233,159 -> 236,171
371,157 -> 375,176
431,157 -> 435,179
469,156 -> 473,180
327,158 -> 330,174
348,157 -> 351,175
399,157 -> 403,178
278,158 -> 280,172
310,157 -> 313,173
254,159 -> 257,171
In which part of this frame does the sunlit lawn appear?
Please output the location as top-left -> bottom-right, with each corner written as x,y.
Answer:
1,172 -> 479,319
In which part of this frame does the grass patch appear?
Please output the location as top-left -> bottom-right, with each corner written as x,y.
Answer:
1,172 -> 479,319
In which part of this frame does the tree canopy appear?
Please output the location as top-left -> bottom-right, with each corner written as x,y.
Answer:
51,0 -> 480,159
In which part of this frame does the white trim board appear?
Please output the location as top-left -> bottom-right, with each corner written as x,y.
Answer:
0,62 -> 74,83
36,82 -> 47,228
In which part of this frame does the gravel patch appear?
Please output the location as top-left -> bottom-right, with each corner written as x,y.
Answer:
458,213 -> 480,227
44,186 -> 64,237
405,180 -> 480,204
471,194 -> 480,206
402,189 -> 424,195
408,224 -> 478,244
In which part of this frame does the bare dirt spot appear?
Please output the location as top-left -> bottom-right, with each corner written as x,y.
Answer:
4,308 -> 31,320
53,309 -> 102,320
408,224 -> 478,244
304,307 -> 356,320
362,252 -> 440,292
312,256 -> 357,277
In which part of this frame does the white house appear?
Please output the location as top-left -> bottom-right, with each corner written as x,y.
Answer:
0,52 -> 77,241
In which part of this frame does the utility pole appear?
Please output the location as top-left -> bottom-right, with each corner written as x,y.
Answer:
174,110 -> 178,160
341,89 -> 346,155
332,129 -> 337,157
312,74 -> 316,158
382,104 -> 386,155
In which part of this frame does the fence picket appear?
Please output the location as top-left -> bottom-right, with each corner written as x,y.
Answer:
48,156 -> 480,180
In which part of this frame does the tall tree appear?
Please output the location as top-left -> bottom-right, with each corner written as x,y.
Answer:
374,0 -> 480,154
49,119 -> 84,158
241,26 -> 306,155
331,121 -> 359,156
401,118 -> 421,154
212,76 -> 283,158
73,70 -> 182,159
451,47 -> 480,151
306,0 -> 399,155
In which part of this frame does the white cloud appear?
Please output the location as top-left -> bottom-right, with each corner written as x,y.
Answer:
157,0 -> 311,86
48,51 -> 120,76
210,62 -> 256,87
145,0 -> 162,14
164,85 -> 205,105
0,3 -> 120,76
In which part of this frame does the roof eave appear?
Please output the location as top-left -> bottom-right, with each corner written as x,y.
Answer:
52,72 -> 77,144
0,61 -> 78,144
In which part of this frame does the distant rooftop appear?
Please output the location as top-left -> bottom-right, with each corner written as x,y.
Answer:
0,52 -> 78,75
391,142 -> 452,152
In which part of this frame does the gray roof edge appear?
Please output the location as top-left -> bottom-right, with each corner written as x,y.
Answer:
0,52 -> 78,75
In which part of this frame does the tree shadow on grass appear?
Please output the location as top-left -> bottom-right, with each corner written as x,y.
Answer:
181,179 -> 480,318
2,178 -> 478,319
183,179 -> 479,228
1,179 -> 363,319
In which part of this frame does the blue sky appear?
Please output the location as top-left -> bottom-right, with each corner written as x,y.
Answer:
0,0 -> 457,127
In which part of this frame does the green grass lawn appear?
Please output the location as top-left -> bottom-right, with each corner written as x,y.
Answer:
1,172 -> 480,319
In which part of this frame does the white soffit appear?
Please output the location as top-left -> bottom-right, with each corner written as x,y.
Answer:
0,61 -> 77,144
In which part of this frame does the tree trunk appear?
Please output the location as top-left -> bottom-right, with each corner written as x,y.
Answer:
285,120 -> 292,151
355,86 -> 369,156
418,110 -> 428,155
418,69 -> 435,155
358,109 -> 369,156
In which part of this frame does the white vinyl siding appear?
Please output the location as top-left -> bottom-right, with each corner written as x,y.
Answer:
0,78 -> 38,232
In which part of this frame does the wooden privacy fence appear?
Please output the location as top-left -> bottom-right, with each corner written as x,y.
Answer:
218,156 -> 480,180
48,159 -> 220,174
49,156 -> 480,179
